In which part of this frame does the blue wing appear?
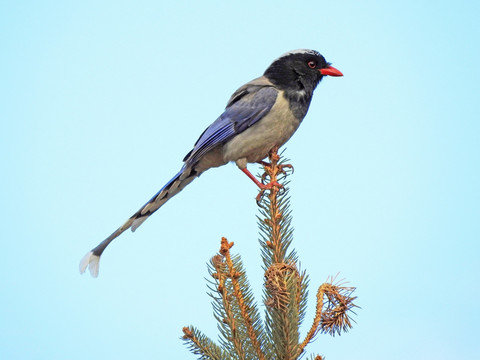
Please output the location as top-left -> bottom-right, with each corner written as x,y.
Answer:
184,83 -> 278,166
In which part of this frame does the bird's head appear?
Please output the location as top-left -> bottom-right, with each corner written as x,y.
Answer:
264,49 -> 343,93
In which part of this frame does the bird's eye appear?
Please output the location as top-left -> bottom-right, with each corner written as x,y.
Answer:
308,61 -> 316,69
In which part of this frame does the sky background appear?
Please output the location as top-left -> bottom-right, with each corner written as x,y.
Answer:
1,1 -> 479,359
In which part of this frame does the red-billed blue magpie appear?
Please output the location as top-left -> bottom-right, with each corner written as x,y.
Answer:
80,49 -> 343,277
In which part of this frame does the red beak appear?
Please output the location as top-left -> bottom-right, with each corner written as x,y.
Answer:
319,66 -> 343,77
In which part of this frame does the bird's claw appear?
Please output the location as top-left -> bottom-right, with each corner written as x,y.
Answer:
258,161 -> 294,175
278,163 -> 294,175
255,181 -> 283,205
261,172 -> 269,183
256,191 -> 265,205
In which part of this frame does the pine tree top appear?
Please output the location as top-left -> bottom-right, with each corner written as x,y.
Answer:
182,148 -> 357,360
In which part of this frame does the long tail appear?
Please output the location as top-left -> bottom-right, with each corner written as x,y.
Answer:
79,166 -> 197,277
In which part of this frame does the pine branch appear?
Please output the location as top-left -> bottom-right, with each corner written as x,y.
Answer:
210,246 -> 246,359
258,148 -> 304,359
300,276 -> 358,352
182,326 -> 227,360
307,355 -> 325,360
264,262 -> 302,359
319,276 -> 357,337
206,238 -> 268,360
220,237 -> 267,360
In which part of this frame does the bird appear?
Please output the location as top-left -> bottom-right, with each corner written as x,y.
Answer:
79,49 -> 343,277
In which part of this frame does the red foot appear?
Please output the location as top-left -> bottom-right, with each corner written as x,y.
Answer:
255,182 -> 284,204
241,167 -> 284,205
241,168 -> 282,190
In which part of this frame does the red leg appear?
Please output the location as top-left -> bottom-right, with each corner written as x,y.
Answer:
241,167 -> 281,190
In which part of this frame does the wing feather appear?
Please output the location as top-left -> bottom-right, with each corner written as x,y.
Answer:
184,80 -> 278,166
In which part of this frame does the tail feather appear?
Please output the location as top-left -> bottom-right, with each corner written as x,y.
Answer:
79,251 -> 100,277
79,166 -> 197,276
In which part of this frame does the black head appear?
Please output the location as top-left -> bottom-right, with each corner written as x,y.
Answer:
264,49 -> 342,94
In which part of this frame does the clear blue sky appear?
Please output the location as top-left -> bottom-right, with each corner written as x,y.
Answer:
1,1 -> 479,359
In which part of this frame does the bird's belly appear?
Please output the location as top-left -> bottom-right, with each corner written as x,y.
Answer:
222,98 -> 301,166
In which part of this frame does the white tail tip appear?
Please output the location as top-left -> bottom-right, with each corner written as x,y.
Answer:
79,251 -> 101,278
131,216 -> 148,232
